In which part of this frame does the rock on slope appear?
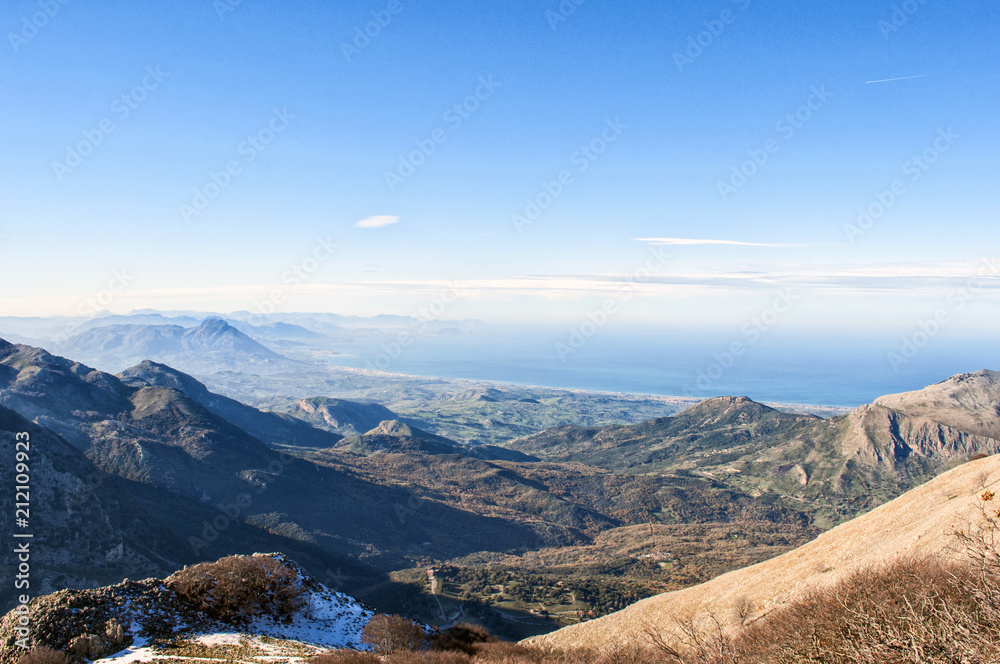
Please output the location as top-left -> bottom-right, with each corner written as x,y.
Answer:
526,453 -> 1000,652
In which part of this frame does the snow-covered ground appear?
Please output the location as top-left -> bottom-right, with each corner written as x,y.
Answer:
246,580 -> 373,648
97,633 -> 322,664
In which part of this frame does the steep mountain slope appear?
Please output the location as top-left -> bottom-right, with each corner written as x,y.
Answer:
527,453 -> 1000,652
0,395 -> 379,615
118,360 -> 341,448
0,406 -> 181,610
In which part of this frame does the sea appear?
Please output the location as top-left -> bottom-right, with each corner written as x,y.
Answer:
320,325 -> 1000,408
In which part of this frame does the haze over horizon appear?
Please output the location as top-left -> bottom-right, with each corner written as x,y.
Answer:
2,0 -> 998,343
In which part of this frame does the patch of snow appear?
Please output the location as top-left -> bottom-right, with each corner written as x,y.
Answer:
95,635 -> 152,664
245,586 -> 374,649
193,633 -> 245,646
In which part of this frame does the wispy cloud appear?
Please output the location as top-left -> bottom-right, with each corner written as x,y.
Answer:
635,237 -> 807,248
355,215 -> 400,229
865,74 -> 930,84
17,260 -> 993,318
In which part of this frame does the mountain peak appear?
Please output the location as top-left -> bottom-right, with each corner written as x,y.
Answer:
197,316 -> 229,331
366,419 -> 419,438
874,368 -> 1000,440
945,368 -> 1000,385
180,319 -> 284,359
118,360 -> 211,399
682,395 -> 780,421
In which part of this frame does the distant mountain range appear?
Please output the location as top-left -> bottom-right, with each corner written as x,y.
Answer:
0,310 -> 484,343
54,317 -> 289,370
506,376 -> 1000,526
0,310 -> 488,374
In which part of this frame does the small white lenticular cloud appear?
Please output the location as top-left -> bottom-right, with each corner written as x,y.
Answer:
355,215 -> 400,229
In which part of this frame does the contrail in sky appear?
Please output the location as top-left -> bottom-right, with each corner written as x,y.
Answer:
865,74 -> 930,84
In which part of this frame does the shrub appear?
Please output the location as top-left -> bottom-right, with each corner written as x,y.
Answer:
309,651 -> 381,664
16,648 -> 71,664
430,622 -> 497,654
470,642 -> 549,663
471,643 -> 673,664
385,652 -> 471,663
643,555 -> 1000,663
166,554 -> 306,624
361,614 -> 428,655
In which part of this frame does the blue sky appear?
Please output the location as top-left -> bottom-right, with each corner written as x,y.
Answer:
1,0 -> 998,337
